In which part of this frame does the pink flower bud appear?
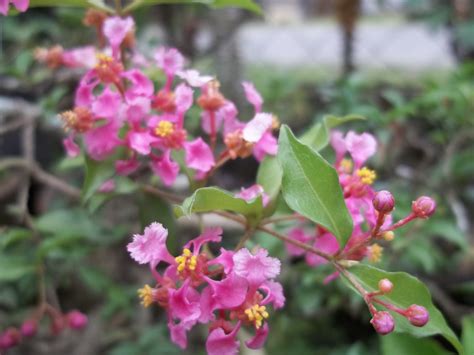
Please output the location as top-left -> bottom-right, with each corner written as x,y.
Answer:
0,328 -> 21,349
378,278 -> 393,294
370,311 -> 395,335
373,190 -> 395,213
20,319 -> 37,337
406,304 -> 429,327
67,310 -> 88,330
412,196 -> 436,218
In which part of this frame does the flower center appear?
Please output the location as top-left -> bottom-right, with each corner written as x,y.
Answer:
154,121 -> 175,138
368,243 -> 383,263
137,284 -> 154,308
356,167 -> 376,185
340,159 -> 353,173
244,304 -> 269,329
59,107 -> 93,133
175,248 -> 197,273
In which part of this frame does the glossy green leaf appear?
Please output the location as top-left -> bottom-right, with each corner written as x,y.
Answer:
462,315 -> 474,355
300,114 -> 365,151
0,228 -> 32,249
35,209 -> 100,238
278,125 -> 353,244
256,156 -> 282,200
174,187 -> 262,225
29,0 -> 112,11
381,333 -> 450,355
125,0 -> 261,13
348,264 -> 463,354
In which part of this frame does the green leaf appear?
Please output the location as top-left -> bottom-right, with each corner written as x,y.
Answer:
462,315 -> 474,355
0,228 -> 33,249
0,257 -> 36,282
300,114 -> 365,151
82,155 -> 116,203
381,333 -> 450,355
124,0 -> 261,14
87,177 -> 138,213
256,156 -> 282,200
278,125 -> 353,244
29,0 -> 112,11
35,209 -> 100,238
348,264 -> 463,354
174,187 -> 263,225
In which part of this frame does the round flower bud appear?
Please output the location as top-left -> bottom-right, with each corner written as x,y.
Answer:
370,311 -> 395,335
20,319 -> 38,337
67,310 -> 88,330
373,190 -> 395,214
412,196 -> 436,219
0,328 -> 21,349
406,304 -> 429,327
382,231 -> 394,241
378,278 -> 393,294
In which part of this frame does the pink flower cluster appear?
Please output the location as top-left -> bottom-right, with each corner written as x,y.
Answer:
0,0 -> 28,15
38,16 -> 278,188
127,223 -> 285,354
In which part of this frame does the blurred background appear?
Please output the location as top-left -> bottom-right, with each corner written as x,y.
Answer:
0,0 -> 473,354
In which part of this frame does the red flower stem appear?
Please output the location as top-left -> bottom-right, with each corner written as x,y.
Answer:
376,213 -> 417,236
372,297 -> 406,315
209,110 -> 217,151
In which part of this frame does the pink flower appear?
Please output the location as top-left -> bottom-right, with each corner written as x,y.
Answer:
0,0 -> 29,15
91,87 -> 122,120
169,280 -> 201,323
62,46 -> 97,68
261,280 -> 285,309
103,16 -> 134,55
122,69 -> 154,99
127,222 -> 174,265
184,138 -> 215,173
245,323 -> 269,349
63,136 -> 80,158
235,184 -> 270,207
116,158 -> 140,176
242,81 -> 263,113
125,96 -> 151,124
242,113 -> 273,143
206,272 -> 248,309
155,47 -> 184,77
169,320 -> 194,349
233,248 -> 280,286
253,131 -> 278,162
84,121 -> 122,161
127,130 -> 156,155
206,323 -> 241,355
150,151 -> 180,186
175,83 -> 193,114
306,233 -> 339,267
330,130 -> 347,163
345,131 -> 377,168
177,69 -> 213,87
286,228 -> 312,256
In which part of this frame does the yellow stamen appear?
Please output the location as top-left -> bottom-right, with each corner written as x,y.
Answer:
244,304 -> 269,329
356,167 -> 377,185
368,244 -> 383,263
175,248 -> 198,273
138,284 -> 154,308
154,120 -> 175,138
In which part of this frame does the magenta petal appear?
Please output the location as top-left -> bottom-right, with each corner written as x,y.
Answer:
330,130 -> 347,163
198,286 -> 216,324
155,47 -> 184,77
0,0 -> 9,15
285,227 -> 311,257
306,233 -> 339,267
206,323 -> 241,355
184,137 -> 215,173
168,320 -> 194,349
150,150 -> 179,186
233,248 -> 280,286
103,16 -> 134,52
92,87 -> 121,119
127,130 -> 156,155
242,81 -> 263,113
253,131 -> 278,162
84,121 -> 121,161
208,248 -> 235,275
122,69 -> 154,98
345,131 -> 377,168
175,83 -> 193,113
245,323 -> 269,349
261,280 -> 285,309
206,273 -> 247,309
63,136 -> 80,158
115,159 -> 140,176
185,227 -> 222,254
169,281 -> 201,323
12,0 -> 29,12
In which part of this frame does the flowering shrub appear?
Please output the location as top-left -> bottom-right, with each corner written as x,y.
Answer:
0,1 -> 467,354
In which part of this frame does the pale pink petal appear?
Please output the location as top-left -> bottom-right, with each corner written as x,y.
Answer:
175,83 -> 193,113
184,137 -> 215,173
62,46 -> 96,68
242,113 -> 273,143
242,81 -> 263,113
201,110 -> 224,135
63,136 -> 80,158
155,47 -> 184,76
177,69 -> 213,87
253,131 -> 278,162
126,222 -> 174,265
206,324 -> 241,355
98,179 -> 115,193
205,273 -> 247,309
150,151 -> 179,187
235,184 -> 269,207
233,248 -> 280,286
245,323 -> 269,349
103,16 -> 134,53
330,130 -> 347,163
345,131 -> 377,168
